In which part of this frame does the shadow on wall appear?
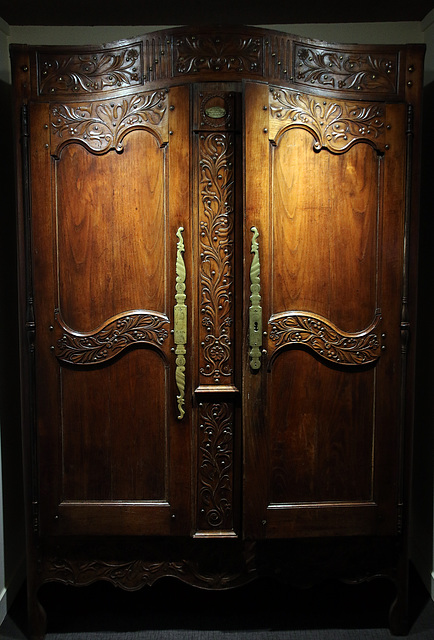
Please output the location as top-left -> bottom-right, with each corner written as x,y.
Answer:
0,79 -> 25,609
413,79 -> 434,594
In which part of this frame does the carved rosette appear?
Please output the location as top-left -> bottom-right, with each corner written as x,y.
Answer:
175,34 -> 262,74
55,311 -> 169,365
294,44 -> 397,93
198,132 -> 235,383
197,403 -> 234,532
269,87 -> 386,153
38,45 -> 142,94
50,90 -> 168,155
269,311 -> 382,366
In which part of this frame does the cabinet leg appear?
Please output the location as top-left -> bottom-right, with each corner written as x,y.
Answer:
388,576 -> 410,636
27,582 -> 47,640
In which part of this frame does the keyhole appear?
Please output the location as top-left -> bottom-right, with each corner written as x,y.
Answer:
254,321 -> 259,332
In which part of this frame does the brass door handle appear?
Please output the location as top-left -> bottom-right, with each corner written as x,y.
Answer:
174,227 -> 187,419
249,226 -> 262,370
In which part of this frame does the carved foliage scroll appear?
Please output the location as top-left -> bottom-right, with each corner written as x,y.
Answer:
175,34 -> 262,75
269,311 -> 382,366
294,44 -> 397,93
198,132 -> 235,384
197,403 -> 234,532
269,87 -> 387,153
50,90 -> 168,155
39,539 -> 257,590
55,311 -> 169,365
38,45 -> 142,95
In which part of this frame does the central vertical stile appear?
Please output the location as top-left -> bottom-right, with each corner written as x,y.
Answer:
193,84 -> 241,536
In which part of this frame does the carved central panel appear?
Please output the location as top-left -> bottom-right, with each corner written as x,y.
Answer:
198,131 -> 235,384
174,34 -> 262,75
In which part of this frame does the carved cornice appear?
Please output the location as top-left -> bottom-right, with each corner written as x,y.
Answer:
55,310 -> 169,365
269,311 -> 382,367
50,90 -> 168,155
174,34 -> 262,75
293,44 -> 397,93
197,403 -> 234,532
198,131 -> 235,384
38,44 -> 142,95
269,87 -> 387,153
16,28 -> 415,100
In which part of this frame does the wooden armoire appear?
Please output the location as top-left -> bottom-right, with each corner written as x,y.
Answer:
10,25 -> 424,639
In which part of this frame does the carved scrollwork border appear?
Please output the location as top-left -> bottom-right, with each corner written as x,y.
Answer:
38,44 -> 143,95
54,310 -> 169,365
268,87 -> 387,153
50,90 -> 168,155
269,311 -> 383,367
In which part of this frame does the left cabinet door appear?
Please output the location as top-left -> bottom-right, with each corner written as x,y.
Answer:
27,86 -> 193,536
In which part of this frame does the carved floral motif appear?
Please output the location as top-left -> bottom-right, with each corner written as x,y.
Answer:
175,35 -> 262,74
199,132 -> 235,383
38,46 -> 142,94
50,91 -> 168,154
294,44 -> 397,93
55,311 -> 169,365
197,403 -> 233,531
269,312 -> 382,366
269,88 -> 386,153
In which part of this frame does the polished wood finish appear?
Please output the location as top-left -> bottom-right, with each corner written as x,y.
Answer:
10,25 -> 424,639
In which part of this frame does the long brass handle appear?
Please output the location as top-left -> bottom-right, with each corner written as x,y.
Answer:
174,227 -> 187,419
249,226 -> 262,370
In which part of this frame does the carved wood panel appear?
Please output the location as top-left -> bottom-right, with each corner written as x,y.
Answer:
268,311 -> 383,368
268,87 -> 389,153
38,44 -> 143,95
293,43 -> 398,93
54,310 -> 169,365
50,90 -> 168,155
196,402 -> 234,533
197,112 -> 236,385
174,33 -> 263,76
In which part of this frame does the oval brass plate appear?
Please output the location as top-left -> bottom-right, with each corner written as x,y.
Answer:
205,105 -> 226,119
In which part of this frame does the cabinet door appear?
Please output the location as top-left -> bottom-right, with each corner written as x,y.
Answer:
29,86 -> 192,536
243,81 -> 406,538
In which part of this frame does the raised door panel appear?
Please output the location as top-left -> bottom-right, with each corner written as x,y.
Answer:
30,86 -> 192,536
243,81 -> 406,538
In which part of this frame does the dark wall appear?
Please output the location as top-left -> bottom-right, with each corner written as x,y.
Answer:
412,79 -> 434,585
0,78 -> 25,597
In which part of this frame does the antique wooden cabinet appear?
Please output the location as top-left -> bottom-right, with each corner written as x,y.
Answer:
10,25 -> 424,639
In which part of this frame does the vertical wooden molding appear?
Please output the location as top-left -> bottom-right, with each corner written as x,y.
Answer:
397,103 -> 414,534
21,104 -> 39,534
